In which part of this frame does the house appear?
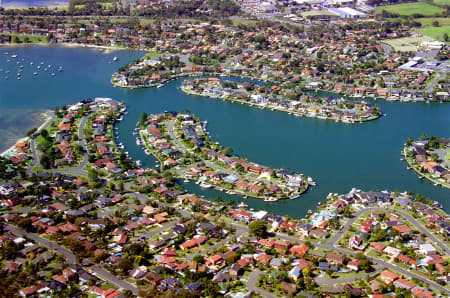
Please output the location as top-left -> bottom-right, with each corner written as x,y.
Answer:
288,266 -> 302,281
158,277 -> 181,291
379,270 -> 399,284
394,278 -> 416,290
347,259 -> 360,271
383,246 -> 401,258
309,229 -> 329,239
146,272 -> 164,287
129,266 -> 148,279
325,253 -> 345,265
420,243 -> 437,256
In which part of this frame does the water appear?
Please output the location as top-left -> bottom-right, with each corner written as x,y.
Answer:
0,45 -> 448,218
1,0 -> 68,8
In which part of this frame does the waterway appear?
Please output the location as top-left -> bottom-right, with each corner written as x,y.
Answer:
0,45 -> 448,218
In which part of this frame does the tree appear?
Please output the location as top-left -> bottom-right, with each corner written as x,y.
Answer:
139,112 -> 148,127
40,154 -> 51,169
193,254 -> 204,264
406,136 -> 413,147
88,168 -> 98,182
249,220 -> 267,238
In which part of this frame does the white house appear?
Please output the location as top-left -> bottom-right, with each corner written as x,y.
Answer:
420,244 -> 437,256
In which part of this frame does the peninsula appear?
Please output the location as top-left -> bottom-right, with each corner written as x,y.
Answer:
404,136 -> 450,189
181,77 -> 382,123
138,111 -> 312,200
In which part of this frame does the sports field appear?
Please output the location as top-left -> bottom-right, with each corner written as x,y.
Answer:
381,35 -> 434,52
376,2 -> 445,16
418,26 -> 450,41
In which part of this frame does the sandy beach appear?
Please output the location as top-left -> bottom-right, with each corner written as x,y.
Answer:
0,110 -> 54,157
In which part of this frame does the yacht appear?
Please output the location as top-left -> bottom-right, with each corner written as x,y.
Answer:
113,57 -> 118,61
199,182 -> 213,189
307,177 -> 316,186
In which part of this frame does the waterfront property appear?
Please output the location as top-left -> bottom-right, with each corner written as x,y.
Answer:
404,137 -> 450,189
181,78 -> 382,123
138,111 -> 312,200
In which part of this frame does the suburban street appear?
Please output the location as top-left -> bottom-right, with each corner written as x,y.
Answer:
4,223 -> 140,295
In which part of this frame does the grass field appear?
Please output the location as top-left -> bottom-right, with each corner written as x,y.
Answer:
231,18 -> 258,26
418,26 -> 450,41
433,0 -> 450,5
381,35 -> 434,51
416,17 -> 450,26
376,2 -> 445,16
11,35 -> 46,43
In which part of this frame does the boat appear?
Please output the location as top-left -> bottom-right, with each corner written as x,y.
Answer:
237,202 -> 247,208
51,73 -> 56,76
11,54 -> 17,58
157,84 -> 164,88
58,66 -> 64,72
199,182 -> 212,189
37,66 -> 41,69
307,210 -> 313,214
307,177 -> 316,186
144,149 -> 151,155
33,72 -> 38,75
184,179 -> 190,183
113,57 -> 118,61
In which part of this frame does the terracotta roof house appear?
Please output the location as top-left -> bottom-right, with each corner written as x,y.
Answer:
379,270 -> 399,284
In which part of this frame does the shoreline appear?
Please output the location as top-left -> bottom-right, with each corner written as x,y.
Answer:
403,147 -> 450,190
0,110 -> 54,157
181,85 -> 381,123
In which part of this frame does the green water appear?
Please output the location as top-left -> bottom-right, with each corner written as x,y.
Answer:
0,45 -> 448,218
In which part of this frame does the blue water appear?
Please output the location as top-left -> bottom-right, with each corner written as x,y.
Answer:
0,45 -> 448,218
1,0 -> 68,8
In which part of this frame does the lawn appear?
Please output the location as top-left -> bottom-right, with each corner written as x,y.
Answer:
433,0 -> 450,5
417,26 -> 450,41
376,2 -> 445,16
381,35 -> 434,52
416,17 -> 450,27
144,51 -> 169,59
231,18 -> 258,26
11,35 -> 46,43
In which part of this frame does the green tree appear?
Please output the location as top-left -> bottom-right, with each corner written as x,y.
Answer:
88,168 -> 98,182
249,220 -> 267,238
139,112 -> 148,127
40,154 -> 51,169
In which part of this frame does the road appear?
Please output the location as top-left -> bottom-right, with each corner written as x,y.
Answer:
129,183 -> 450,296
4,223 -> 140,295
27,111 -> 56,175
247,269 -> 278,298
272,207 -> 450,295
327,207 -> 450,255
30,114 -> 89,177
